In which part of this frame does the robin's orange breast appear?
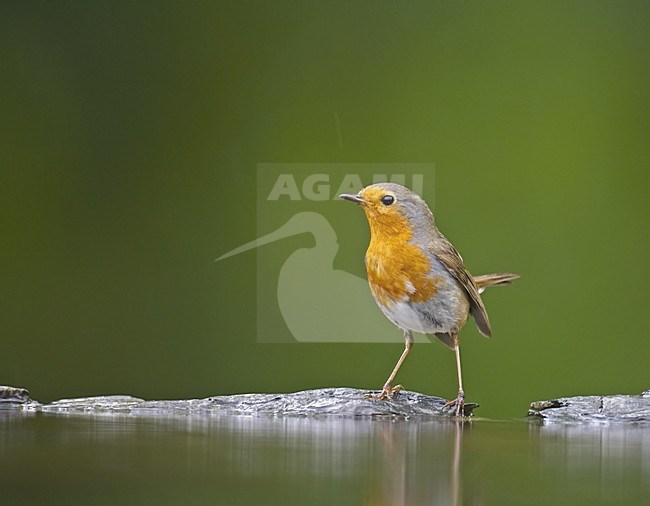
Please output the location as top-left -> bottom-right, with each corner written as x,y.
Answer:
364,212 -> 441,308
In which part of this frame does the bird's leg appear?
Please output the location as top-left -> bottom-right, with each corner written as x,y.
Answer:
444,345 -> 466,416
373,331 -> 413,400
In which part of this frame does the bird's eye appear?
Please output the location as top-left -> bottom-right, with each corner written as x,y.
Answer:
381,195 -> 395,206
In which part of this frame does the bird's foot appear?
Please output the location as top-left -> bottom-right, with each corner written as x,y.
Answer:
444,390 -> 466,417
367,384 -> 403,400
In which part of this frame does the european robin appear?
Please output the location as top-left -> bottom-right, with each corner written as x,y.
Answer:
340,183 -> 519,416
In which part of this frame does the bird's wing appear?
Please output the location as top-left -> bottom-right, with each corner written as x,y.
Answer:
429,233 -> 492,338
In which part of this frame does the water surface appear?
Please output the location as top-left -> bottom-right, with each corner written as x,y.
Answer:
2,411 -> 648,505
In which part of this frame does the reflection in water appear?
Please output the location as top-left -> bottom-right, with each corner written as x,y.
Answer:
158,414 -> 469,504
2,411 -> 650,505
362,419 -> 469,506
451,421 -> 463,506
532,423 -> 650,486
0,411 -> 472,505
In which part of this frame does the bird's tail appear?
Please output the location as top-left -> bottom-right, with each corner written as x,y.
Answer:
473,273 -> 520,294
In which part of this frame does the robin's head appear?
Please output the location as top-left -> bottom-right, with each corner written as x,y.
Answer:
340,183 -> 435,237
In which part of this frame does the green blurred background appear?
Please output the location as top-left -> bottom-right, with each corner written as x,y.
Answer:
2,1 -> 648,419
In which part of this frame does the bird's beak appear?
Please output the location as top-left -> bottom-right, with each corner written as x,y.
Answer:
339,193 -> 365,205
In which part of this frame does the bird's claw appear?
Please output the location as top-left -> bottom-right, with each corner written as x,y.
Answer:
444,390 -> 466,417
367,384 -> 403,400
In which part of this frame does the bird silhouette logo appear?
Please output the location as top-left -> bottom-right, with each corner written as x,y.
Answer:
216,211 -> 432,343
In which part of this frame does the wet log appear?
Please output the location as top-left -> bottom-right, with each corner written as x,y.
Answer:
528,391 -> 650,423
0,386 -> 478,418
0,385 -> 31,404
